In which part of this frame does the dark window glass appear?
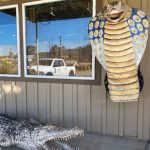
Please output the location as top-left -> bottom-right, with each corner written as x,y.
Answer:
39,59 -> 53,66
53,60 -> 60,67
59,60 -> 64,66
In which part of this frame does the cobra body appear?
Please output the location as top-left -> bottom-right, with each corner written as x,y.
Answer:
104,20 -> 140,102
0,114 -> 84,150
88,1 -> 149,102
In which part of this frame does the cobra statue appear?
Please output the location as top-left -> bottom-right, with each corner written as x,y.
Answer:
0,114 -> 84,150
88,1 -> 149,102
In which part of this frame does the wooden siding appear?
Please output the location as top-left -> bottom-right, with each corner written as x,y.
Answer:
0,0 -> 149,140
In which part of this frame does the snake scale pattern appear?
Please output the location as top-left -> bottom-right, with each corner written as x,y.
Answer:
88,1 -> 149,102
104,21 -> 140,102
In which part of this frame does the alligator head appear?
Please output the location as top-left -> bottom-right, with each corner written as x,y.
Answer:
28,124 -> 84,150
0,114 -> 84,150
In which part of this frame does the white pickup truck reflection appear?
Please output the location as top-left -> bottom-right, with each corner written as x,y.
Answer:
29,58 -> 76,76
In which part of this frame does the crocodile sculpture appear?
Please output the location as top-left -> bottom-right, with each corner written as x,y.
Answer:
0,114 -> 84,150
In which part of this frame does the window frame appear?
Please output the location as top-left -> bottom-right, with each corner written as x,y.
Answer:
22,0 -> 96,80
0,0 -> 101,85
0,4 -> 21,77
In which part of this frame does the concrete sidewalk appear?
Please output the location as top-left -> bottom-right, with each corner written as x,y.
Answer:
3,132 -> 149,150
68,132 -> 148,150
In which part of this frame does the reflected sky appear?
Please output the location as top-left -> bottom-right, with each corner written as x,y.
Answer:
26,17 -> 91,52
0,10 -> 91,56
0,11 -> 17,56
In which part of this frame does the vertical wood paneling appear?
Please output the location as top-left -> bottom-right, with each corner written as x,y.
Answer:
16,82 -> 26,118
50,83 -> 59,124
121,0 -> 141,138
0,81 -> 5,114
142,0 -> 148,12
137,0 -> 145,139
96,0 -> 102,12
77,85 -> 90,129
138,96 -> 144,139
102,0 -> 108,7
5,82 -> 16,115
124,102 -> 138,137
106,97 -> 119,135
46,83 -> 51,123
26,82 -> 38,120
58,84 -> 63,125
141,0 -> 150,140
141,7 -> 150,140
72,84 -> 78,127
38,83 -> 50,123
127,0 -> 141,9
122,0 -> 127,3
50,83 -> 63,125
119,103 -> 125,136
86,86 -> 91,131
101,70 -> 107,134
91,85 -> 101,132
64,84 -> 73,127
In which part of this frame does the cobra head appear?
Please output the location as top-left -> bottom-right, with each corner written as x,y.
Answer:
104,1 -> 127,22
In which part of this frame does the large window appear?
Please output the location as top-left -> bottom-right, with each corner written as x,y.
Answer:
23,0 -> 95,80
0,5 -> 20,77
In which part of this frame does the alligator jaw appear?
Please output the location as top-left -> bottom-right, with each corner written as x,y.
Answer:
52,128 -> 84,141
39,126 -> 84,149
0,114 -> 84,150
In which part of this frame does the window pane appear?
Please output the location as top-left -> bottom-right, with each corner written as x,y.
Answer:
25,0 -> 93,79
0,7 -> 20,76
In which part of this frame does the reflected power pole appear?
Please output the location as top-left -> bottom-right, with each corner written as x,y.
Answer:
60,36 -> 62,58
36,22 -> 39,75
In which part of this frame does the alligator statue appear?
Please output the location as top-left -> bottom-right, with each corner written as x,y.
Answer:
0,114 -> 84,150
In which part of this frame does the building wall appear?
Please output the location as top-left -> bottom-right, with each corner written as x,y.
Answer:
0,0 -> 150,140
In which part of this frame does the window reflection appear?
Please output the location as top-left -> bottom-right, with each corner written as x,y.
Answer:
0,7 -> 19,75
25,0 -> 93,78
